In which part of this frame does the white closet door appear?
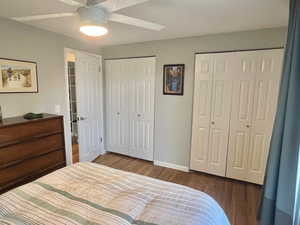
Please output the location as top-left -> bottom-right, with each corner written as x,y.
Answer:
226,52 -> 257,180
128,57 -> 155,161
207,53 -> 233,176
190,54 -> 214,172
75,52 -> 103,162
105,57 -> 155,161
191,53 -> 233,176
226,49 -> 283,184
247,49 -> 283,184
105,60 -> 129,155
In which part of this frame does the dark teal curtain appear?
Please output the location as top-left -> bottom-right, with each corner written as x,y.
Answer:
259,0 -> 300,224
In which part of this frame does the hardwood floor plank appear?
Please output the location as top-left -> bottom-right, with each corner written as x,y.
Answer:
157,168 -> 177,181
94,153 -> 261,225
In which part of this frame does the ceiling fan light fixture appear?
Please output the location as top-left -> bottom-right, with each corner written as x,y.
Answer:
80,25 -> 108,37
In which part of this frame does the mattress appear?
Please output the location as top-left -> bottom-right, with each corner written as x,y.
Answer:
0,162 -> 230,225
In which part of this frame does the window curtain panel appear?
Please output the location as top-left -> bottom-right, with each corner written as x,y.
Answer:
259,0 -> 300,224
295,168 -> 300,224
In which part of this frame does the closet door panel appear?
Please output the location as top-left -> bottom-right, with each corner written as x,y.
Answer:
247,50 -> 283,184
207,56 -> 233,176
226,49 -> 283,184
128,58 -> 155,161
191,49 -> 283,183
190,55 -> 214,172
226,54 -> 256,181
105,60 -> 129,155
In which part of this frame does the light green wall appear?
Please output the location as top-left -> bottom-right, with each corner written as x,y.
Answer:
102,27 -> 287,167
0,17 -> 100,164
0,17 -> 288,168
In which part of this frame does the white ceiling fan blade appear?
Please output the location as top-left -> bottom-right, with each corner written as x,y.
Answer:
11,13 -> 77,22
57,0 -> 84,7
109,13 -> 165,31
97,0 -> 150,12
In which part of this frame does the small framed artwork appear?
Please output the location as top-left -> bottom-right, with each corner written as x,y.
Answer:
163,64 -> 185,95
0,58 -> 38,93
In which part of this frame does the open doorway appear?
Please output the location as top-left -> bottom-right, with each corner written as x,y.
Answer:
66,53 -> 80,163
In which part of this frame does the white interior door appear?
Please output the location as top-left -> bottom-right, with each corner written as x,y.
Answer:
75,52 -> 104,162
192,49 -> 283,183
226,49 -> 283,184
247,49 -> 283,184
207,53 -> 233,176
191,54 -> 214,172
105,60 -> 129,155
105,57 -> 155,161
191,53 -> 233,176
128,57 -> 155,161
226,51 -> 256,181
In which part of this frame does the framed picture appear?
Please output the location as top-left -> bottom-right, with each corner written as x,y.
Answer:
163,64 -> 185,95
0,58 -> 38,93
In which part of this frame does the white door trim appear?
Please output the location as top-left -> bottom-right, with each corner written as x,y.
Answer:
64,48 -> 105,165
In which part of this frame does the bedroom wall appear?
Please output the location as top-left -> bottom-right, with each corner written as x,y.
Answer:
102,27 -> 288,169
0,17 -> 101,164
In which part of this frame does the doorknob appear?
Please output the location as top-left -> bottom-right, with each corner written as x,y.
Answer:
137,114 -> 141,117
117,112 -> 120,115
78,116 -> 87,121
246,125 -> 251,128
211,121 -> 215,125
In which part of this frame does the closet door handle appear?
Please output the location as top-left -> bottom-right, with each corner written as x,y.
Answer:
78,116 -> 87,121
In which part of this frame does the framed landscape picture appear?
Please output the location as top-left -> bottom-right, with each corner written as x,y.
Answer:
0,58 -> 38,93
163,64 -> 185,95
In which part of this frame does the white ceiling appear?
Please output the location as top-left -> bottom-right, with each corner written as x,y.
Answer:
0,0 -> 289,46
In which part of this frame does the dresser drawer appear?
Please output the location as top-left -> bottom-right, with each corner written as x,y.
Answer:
0,118 -> 63,145
0,150 -> 65,187
0,134 -> 65,167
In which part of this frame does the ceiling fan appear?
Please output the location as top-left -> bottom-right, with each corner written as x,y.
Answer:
11,0 -> 165,37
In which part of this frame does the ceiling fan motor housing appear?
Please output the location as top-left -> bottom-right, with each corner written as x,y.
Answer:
77,6 -> 109,26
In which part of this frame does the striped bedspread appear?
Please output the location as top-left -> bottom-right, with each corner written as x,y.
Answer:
0,162 -> 230,225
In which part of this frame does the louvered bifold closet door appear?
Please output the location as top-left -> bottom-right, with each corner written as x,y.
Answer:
191,53 -> 234,176
226,49 -> 284,184
105,60 -> 129,156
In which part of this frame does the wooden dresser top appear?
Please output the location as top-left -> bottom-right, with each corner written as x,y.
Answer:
0,114 -> 63,129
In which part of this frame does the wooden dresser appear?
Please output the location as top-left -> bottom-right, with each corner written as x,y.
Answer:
0,114 -> 66,193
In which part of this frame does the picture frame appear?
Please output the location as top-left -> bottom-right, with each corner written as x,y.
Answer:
0,58 -> 38,93
163,64 -> 185,95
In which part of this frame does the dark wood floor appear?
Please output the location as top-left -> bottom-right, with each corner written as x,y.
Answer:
72,144 -> 79,163
94,153 -> 261,225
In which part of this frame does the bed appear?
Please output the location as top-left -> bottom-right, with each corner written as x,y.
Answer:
0,162 -> 230,225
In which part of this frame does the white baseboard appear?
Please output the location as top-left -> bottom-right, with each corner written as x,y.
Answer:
154,161 -> 190,172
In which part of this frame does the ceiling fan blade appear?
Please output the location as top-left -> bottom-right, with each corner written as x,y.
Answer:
57,0 -> 84,7
109,13 -> 164,31
11,13 -> 77,22
96,0 -> 150,12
